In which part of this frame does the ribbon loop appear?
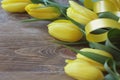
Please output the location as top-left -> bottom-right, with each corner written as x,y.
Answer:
85,18 -> 120,42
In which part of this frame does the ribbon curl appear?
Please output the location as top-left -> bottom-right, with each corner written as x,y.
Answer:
85,18 -> 120,42
83,0 -> 120,42
93,0 -> 120,17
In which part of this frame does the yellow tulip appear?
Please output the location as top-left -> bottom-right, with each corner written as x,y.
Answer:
25,4 -> 61,19
64,59 -> 104,80
48,19 -> 83,42
1,0 -> 31,12
76,48 -> 113,71
67,1 -> 98,25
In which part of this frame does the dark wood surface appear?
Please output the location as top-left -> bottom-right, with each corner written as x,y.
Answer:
0,0 -> 77,80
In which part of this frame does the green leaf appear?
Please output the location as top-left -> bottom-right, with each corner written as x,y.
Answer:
52,40 -> 88,46
105,74 -> 116,80
21,18 -> 56,22
91,28 -> 108,34
21,18 -> 42,22
89,42 -> 120,61
78,0 -> 84,5
47,0 -> 68,16
30,0 -> 50,4
67,17 -> 85,35
105,74 -> 118,80
21,17 -> 68,22
79,0 -> 84,3
43,0 -> 49,5
78,51 -> 111,64
98,12 -> 119,21
89,29 -> 120,62
68,17 -> 85,30
79,0 -> 101,3
30,0 -> 41,3
64,45 -> 111,64
106,29 -> 120,52
104,59 -> 120,80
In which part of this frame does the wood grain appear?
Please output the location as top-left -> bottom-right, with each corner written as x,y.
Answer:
0,0 -> 76,80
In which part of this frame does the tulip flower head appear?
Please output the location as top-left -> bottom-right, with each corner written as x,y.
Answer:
25,3 -> 61,19
48,19 -> 83,42
64,59 -> 104,80
67,1 -> 98,25
76,48 -> 113,71
1,0 -> 31,12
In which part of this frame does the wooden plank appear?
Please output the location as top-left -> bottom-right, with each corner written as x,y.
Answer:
0,72 -> 73,80
0,0 -> 75,80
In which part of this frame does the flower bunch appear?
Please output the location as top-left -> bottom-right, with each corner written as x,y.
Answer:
1,0 -> 120,80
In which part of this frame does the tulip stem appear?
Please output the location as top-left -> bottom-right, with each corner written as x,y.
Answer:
21,18 -> 54,22
52,40 -> 88,45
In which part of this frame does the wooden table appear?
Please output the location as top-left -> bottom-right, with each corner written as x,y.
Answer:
0,0 -> 76,80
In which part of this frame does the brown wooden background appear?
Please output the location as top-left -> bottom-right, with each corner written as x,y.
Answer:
0,0 -> 78,80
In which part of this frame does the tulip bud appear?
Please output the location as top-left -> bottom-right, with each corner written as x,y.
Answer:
25,4 -> 61,19
64,59 -> 104,80
48,19 -> 83,42
1,0 -> 31,12
67,1 -> 98,25
76,48 -> 113,71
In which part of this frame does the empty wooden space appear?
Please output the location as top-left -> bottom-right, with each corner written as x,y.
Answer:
0,0 -> 76,80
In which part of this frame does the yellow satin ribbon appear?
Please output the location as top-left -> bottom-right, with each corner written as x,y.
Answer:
113,11 -> 120,18
93,0 -> 120,17
119,18 -> 120,23
67,1 -> 120,42
82,0 -> 120,42
85,18 -> 120,42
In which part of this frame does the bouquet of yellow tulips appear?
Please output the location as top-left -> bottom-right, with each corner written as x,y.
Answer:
1,0 -> 120,80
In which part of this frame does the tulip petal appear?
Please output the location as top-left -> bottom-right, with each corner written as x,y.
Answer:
48,20 -> 83,42
25,4 -> 61,19
1,0 -> 31,12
